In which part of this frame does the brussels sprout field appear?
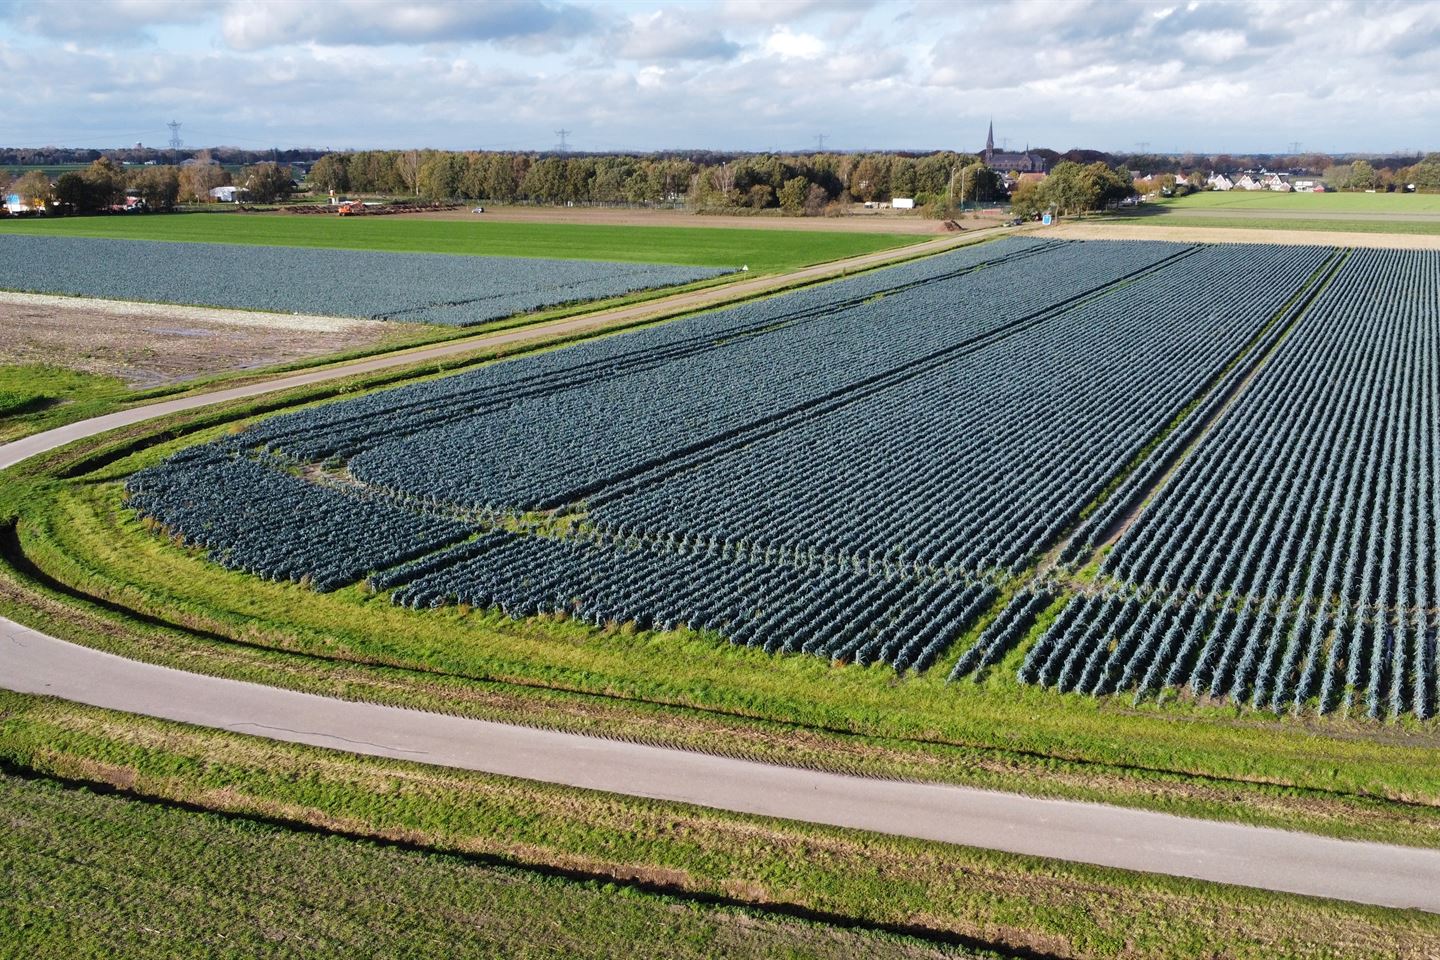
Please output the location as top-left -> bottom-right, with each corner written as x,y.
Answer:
0,235 -> 731,327
124,238 -> 1440,717
1023,248 -> 1440,719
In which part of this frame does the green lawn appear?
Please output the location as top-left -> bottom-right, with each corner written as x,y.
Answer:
5,690 -> 1436,960
1156,191 -> 1440,214
0,212 -> 925,273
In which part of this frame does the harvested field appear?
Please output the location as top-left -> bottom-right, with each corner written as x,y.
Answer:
0,292 -> 430,388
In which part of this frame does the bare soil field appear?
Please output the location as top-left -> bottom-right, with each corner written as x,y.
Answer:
1047,222 -> 1440,249
402,204 -> 971,235
0,292 -> 431,387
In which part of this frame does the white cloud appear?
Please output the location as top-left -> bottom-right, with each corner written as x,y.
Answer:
0,0 -> 1437,153
615,9 -> 740,61
218,0 -> 594,51
762,25 -> 825,59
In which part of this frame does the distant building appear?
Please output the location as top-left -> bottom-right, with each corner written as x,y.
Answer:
891,197 -> 916,209
209,186 -> 248,202
1206,173 -> 1234,191
982,122 -> 1047,174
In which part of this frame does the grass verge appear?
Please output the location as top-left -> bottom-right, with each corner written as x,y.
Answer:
3,690 -> 1437,960
1,768 -> 972,959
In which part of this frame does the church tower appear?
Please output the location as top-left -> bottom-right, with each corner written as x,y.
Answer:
984,120 -> 995,165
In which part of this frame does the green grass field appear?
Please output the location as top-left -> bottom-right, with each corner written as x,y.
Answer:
0,212 -> 924,273
1156,191 -> 1440,213
2,769 -> 972,960
4,690 -> 1436,960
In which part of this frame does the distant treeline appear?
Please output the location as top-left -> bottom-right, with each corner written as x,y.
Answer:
0,146 -> 329,168
2,155 -> 295,212
306,150 -> 1005,212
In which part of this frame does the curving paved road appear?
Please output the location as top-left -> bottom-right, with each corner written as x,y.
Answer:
3,231 -> 1440,914
4,621 -> 1440,912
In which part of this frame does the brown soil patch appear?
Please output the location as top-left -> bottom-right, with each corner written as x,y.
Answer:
1047,221 -> 1440,250
0,293 -> 432,388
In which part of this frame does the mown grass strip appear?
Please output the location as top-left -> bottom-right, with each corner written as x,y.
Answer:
3,690 -> 1437,960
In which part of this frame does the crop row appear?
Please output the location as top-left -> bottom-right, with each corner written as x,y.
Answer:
0,235 -> 730,327
126,446 -> 470,591
1026,248 -> 1440,717
126,239 -> 1338,673
243,236 -> 1062,464
390,531 -> 998,673
344,239 -> 1187,512
589,243 -> 1330,578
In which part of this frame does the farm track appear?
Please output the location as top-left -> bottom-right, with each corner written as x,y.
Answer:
4,233 -> 1440,914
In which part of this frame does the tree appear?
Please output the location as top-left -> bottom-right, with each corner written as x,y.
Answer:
241,162 -> 293,203
521,158 -> 565,202
416,152 -> 462,199
957,161 -> 1000,203
10,170 -> 53,208
308,154 -> 349,193
778,175 -> 809,214
1348,160 -> 1378,191
127,166 -> 180,210
53,172 -> 88,212
746,183 -> 773,209
395,150 -> 422,196
63,157 -> 126,210
804,182 -> 829,216
1009,178 -> 1044,219
179,156 -> 230,201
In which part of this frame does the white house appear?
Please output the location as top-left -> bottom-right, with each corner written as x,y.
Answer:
1206,173 -> 1234,191
208,186 -> 248,202
1234,174 -> 1263,191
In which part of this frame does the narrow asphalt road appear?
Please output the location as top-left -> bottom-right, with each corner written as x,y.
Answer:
3,231 -> 1439,915
5,622 -> 1440,913
0,229 -> 986,472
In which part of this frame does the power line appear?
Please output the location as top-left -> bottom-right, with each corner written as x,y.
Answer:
167,120 -> 183,152
815,133 -> 827,152
554,128 -> 570,153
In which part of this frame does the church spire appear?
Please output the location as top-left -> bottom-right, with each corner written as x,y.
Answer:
985,119 -> 995,160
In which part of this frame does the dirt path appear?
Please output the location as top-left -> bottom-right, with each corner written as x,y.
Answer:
1048,222 -> 1440,249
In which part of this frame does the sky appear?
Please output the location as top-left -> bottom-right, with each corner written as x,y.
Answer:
1,0 -> 1436,155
